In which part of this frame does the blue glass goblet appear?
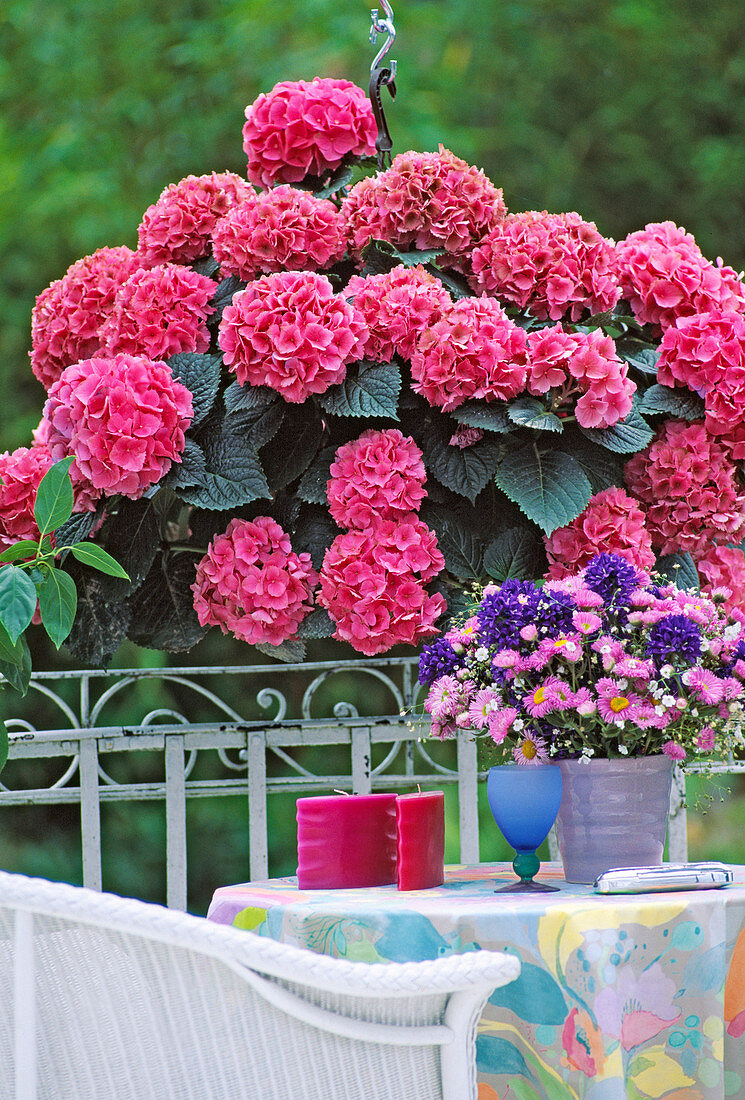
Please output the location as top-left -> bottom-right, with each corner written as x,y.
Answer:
487,764 -> 563,892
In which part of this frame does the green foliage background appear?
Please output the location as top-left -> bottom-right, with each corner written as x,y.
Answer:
1,0 -> 745,906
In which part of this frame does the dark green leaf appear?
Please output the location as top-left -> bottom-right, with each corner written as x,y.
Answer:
393,248 -> 445,267
0,541 -> 39,563
579,405 -> 654,454
639,383 -> 705,421
507,397 -> 563,433
563,433 -> 626,495
0,635 -> 31,696
484,526 -> 544,581
0,619 -> 28,669
655,551 -> 699,591
227,400 -> 285,450
360,238 -> 399,277
168,439 -> 208,491
427,266 -> 472,300
254,639 -> 307,664
181,420 -> 270,509
64,564 -> 131,667
167,353 -> 222,427
421,505 -> 484,580
621,346 -> 660,375
223,382 -> 278,415
127,552 -> 206,652
294,507 -> 338,571
260,407 -> 324,492
296,608 -> 336,639
0,566 -> 37,644
452,402 -> 513,433
313,162 -> 355,199
422,431 -> 502,504
37,567 -> 77,648
69,543 -> 129,579
192,255 -> 220,278
209,275 -> 244,323
34,458 -> 74,536
297,446 -> 336,505
95,498 -> 160,599
319,361 -> 401,420
54,505 -> 105,548
495,444 -> 593,535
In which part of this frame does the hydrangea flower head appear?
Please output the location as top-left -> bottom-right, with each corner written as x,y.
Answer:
219,271 -> 367,403
44,354 -> 193,501
545,488 -> 655,579
327,429 -> 427,529
30,246 -> 144,389
212,186 -> 345,279
471,210 -> 620,322
242,78 -> 376,187
137,171 -> 254,264
695,545 -> 745,615
192,517 -> 317,646
99,264 -> 217,360
341,146 -> 506,263
0,445 -> 55,551
345,265 -> 453,363
411,296 -> 528,411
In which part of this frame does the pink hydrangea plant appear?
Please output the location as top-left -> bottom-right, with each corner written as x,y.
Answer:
341,146 -> 506,264
242,77 -> 376,188
192,517 -> 318,646
43,354 -> 193,502
327,429 -> 427,529
345,265 -> 453,363
218,271 -> 367,403
624,419 -> 745,556
318,516 -> 446,655
99,264 -> 217,360
694,544 -> 745,615
544,487 -> 655,579
470,210 -> 620,322
0,445 -> 56,551
137,171 -> 254,264
30,246 -> 144,390
411,296 -> 528,411
212,186 -> 345,279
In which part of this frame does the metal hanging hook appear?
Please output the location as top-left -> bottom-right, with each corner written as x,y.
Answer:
368,2 -> 397,170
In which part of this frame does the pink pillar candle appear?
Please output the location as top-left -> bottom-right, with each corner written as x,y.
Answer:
396,790 -> 445,891
296,793 -> 398,889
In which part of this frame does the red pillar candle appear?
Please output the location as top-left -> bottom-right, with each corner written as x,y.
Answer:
396,790 -> 445,891
296,793 -> 398,889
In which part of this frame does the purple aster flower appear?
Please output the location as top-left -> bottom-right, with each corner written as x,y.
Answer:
583,553 -> 641,616
418,637 -> 459,685
536,588 -> 576,636
476,579 -> 540,648
646,613 -> 702,666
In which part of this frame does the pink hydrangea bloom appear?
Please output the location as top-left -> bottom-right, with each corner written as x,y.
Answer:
212,186 -> 345,279
544,487 -> 655,579
137,172 -> 254,264
99,264 -> 217,360
615,221 -> 745,330
318,516 -> 446,656
657,308 -> 745,396
341,146 -> 506,263
624,419 -> 745,556
242,78 -> 376,188
0,445 -> 55,551
449,425 -> 485,449
218,271 -> 367,403
30,246 -> 144,389
695,544 -> 745,615
44,354 -> 193,501
470,210 -> 620,322
192,517 -> 317,646
411,296 -> 528,411
327,429 -> 427,529
345,265 -> 453,363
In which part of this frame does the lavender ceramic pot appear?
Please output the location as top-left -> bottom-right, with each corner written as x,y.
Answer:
555,755 -> 673,884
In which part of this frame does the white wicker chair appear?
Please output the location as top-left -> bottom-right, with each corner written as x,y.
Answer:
0,871 -> 520,1100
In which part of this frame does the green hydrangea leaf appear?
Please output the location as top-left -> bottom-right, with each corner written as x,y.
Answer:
37,567 -> 78,648
167,353 -> 222,427
451,402 -> 513,433
0,566 -> 37,644
495,444 -> 592,535
254,639 -> 307,663
181,420 -> 270,510
297,446 -> 336,505
319,361 -> 400,420
421,504 -> 484,580
127,552 -> 206,653
422,431 -> 502,504
655,551 -> 699,591
484,526 -> 545,581
507,397 -> 564,433
578,405 -> 654,454
639,383 -> 705,421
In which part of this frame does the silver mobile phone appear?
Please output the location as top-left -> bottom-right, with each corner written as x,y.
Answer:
594,861 -> 734,894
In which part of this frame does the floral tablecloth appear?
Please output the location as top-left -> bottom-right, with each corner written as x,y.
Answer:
207,862 -> 745,1099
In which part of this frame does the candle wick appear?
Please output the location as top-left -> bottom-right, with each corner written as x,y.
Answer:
417,784 -> 421,794
333,789 -> 350,796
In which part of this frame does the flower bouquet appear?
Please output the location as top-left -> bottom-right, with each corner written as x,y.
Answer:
418,552 -> 745,769
3,70 -> 745,688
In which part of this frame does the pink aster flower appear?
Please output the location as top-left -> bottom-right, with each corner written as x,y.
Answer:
242,77 -> 376,188
327,429 -> 427,529
345,265 -> 453,364
212,186 -> 345,279
681,666 -> 724,705
544,487 -> 655,579
30,246 -> 144,389
44,354 -> 193,501
99,264 -> 217,360
471,210 -> 620,322
662,741 -> 687,762
0,445 -> 55,551
137,171 -> 254,265
596,678 -> 644,726
524,677 -> 574,718
446,616 -> 481,648
624,419 -> 745,556
536,635 -> 584,664
219,271 -> 367,403
425,675 -> 463,721
468,688 -> 501,729
613,655 -> 654,681
695,727 -> 717,753
192,517 -> 317,646
571,610 -> 602,635
411,296 -> 528,411
317,516 -> 446,656
492,648 -> 521,669
616,221 -> 745,331
513,730 -> 550,765
341,146 -> 506,264
487,707 -> 518,745
695,545 -> 745,615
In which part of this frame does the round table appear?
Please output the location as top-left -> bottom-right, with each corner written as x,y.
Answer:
208,862 -> 745,1099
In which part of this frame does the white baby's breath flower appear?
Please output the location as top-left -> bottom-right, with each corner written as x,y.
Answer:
661,664 -> 674,678
662,694 -> 675,707
618,744 -> 629,755
512,718 -> 525,731
474,647 -> 489,662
